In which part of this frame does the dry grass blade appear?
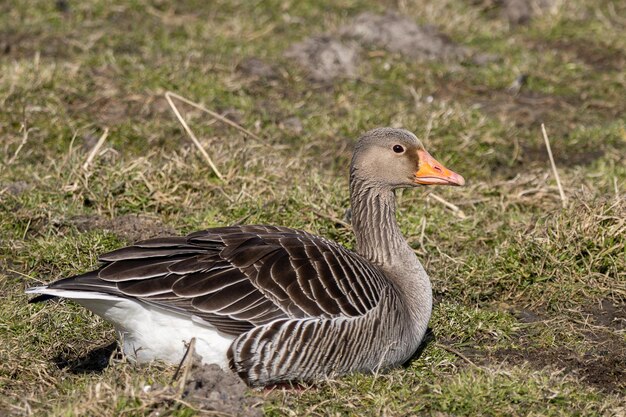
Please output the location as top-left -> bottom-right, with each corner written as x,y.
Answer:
541,123 -> 567,208
165,91 -> 263,141
82,128 -> 109,171
165,92 -> 225,181
172,337 -> 197,393
7,125 -> 31,165
427,192 -> 467,219
434,343 -> 481,370
312,209 -> 352,229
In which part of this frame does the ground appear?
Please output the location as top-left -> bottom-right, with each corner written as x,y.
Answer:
0,0 -> 625,416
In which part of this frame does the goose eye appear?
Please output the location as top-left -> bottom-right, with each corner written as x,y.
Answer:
393,145 -> 404,154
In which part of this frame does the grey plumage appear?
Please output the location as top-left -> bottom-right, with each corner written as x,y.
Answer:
28,127 -> 464,386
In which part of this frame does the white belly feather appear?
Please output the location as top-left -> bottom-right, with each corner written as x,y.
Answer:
28,288 -> 235,368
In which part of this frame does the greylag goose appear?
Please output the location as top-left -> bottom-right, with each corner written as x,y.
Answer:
27,128 -> 464,386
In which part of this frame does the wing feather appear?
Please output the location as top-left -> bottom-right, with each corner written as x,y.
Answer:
172,268 -> 247,296
38,226 -> 385,337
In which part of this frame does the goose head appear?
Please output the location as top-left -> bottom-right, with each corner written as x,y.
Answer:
351,127 -> 465,189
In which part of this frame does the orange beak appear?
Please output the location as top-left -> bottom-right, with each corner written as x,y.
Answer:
415,150 -> 465,186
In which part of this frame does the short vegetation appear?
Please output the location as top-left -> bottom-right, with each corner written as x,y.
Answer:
1,0 -> 624,416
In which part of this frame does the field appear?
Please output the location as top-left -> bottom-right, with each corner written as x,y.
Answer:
1,0 -> 625,415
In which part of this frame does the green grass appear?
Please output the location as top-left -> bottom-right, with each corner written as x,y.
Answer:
1,0 -> 625,415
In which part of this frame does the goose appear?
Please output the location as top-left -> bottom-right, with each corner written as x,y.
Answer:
27,127 -> 464,386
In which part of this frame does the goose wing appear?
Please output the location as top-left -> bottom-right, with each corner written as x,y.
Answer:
40,225 -> 386,336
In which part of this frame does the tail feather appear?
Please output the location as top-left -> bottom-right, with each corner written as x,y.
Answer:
26,289 -> 59,303
26,269 -> 123,302
25,270 -> 124,303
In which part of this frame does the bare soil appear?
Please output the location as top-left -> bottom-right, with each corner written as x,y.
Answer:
182,361 -> 263,417
237,57 -> 280,80
501,0 -> 555,25
285,12 -> 487,82
519,140 -> 606,167
491,341 -> 625,393
433,73 -> 625,153
535,38 -> 626,72
285,36 -> 361,82
434,79 -> 581,129
490,302 -> 626,393
470,0 -> 556,25
53,343 -> 264,415
585,299 -> 626,331
342,12 -> 470,62
0,181 -> 31,196
0,30 -> 75,60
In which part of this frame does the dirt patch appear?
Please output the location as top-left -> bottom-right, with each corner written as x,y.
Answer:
479,304 -> 626,393
470,0 -> 556,25
0,30 -> 76,60
536,39 -> 626,72
285,12 -> 494,82
342,12 -> 471,62
510,307 -> 543,323
501,0 -> 555,25
53,343 -> 262,416
0,181 -> 31,196
519,141 -> 605,167
65,66 -> 169,125
285,36 -> 361,82
71,214 -> 176,242
434,78 -> 623,170
430,65 -> 623,139
453,303 -> 626,393
181,360 -> 262,417
237,57 -> 279,80
440,73 -> 625,143
584,299 -> 626,331
476,90 -> 580,129
435,78 -> 582,130
279,116 -> 304,135
491,341 -> 625,393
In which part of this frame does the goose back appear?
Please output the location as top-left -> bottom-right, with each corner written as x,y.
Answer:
42,225 -> 388,338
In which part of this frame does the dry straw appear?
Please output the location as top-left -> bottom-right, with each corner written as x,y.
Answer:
7,125 -> 31,165
541,123 -> 567,207
164,91 -> 263,182
428,192 -> 467,219
82,128 -> 109,171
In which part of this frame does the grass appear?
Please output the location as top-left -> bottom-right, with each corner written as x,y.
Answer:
1,0 -> 625,415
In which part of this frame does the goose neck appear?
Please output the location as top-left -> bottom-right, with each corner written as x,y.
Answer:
349,177 -> 406,266
349,175 -> 432,329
